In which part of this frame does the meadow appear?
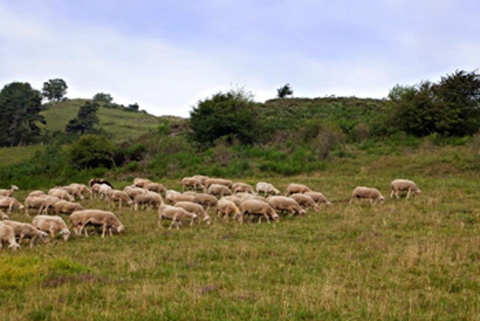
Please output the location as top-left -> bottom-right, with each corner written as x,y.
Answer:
1,169 -> 480,320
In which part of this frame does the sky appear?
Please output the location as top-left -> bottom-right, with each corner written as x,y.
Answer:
1,0 -> 479,117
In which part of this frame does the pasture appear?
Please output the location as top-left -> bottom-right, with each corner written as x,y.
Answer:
1,173 -> 480,320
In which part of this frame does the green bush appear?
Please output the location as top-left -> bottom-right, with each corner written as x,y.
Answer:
69,135 -> 115,169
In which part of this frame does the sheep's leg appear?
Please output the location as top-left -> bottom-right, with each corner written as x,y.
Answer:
406,189 -> 411,199
349,198 -> 354,205
101,225 -> 107,238
50,229 -> 55,238
168,220 -> 175,230
109,228 -> 113,237
29,237 -> 36,248
119,199 -> 122,208
390,190 -> 394,198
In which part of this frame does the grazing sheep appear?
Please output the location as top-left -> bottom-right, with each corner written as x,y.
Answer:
0,222 -> 20,250
193,193 -> 218,210
173,193 -> 196,203
192,175 -> 209,186
350,186 -> 385,204
165,189 -> 181,204
390,179 -> 422,199
0,210 -> 8,220
237,199 -> 279,224
124,186 -> 147,199
2,220 -> 48,247
108,190 -> 133,208
70,210 -> 124,238
158,204 -> 198,230
88,179 -> 114,189
91,183 -> 102,199
286,183 -> 312,196
24,195 -> 49,215
256,182 -> 280,196
216,198 -> 240,220
232,182 -> 255,194
37,196 -> 61,215
144,182 -> 167,195
61,185 -> 85,200
205,178 -> 233,188
290,194 -> 319,212
304,191 -> 333,207
50,200 -> 84,215
208,184 -> 232,197
174,201 -> 211,225
0,197 -> 25,214
267,196 -> 306,216
0,185 -> 19,197
98,184 -> 113,200
28,190 -> 46,198
181,177 -> 205,192
133,178 -> 152,188
133,191 -> 163,211
223,195 -> 244,207
68,183 -> 93,198
48,188 -> 74,202
32,215 -> 70,241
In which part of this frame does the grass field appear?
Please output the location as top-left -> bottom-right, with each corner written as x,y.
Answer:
1,170 -> 480,320
0,145 -> 43,167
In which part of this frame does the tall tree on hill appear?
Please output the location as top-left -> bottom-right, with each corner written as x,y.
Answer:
42,78 -> 68,102
93,92 -> 113,103
66,101 -> 99,135
277,84 -> 294,98
0,82 -> 46,146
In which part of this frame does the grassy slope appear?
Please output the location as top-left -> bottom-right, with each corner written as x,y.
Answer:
1,148 -> 480,320
40,99 -> 161,143
0,145 -> 42,167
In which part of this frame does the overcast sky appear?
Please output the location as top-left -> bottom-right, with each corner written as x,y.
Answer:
1,1 -> 479,117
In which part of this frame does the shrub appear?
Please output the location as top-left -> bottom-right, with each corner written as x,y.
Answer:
69,135 -> 115,169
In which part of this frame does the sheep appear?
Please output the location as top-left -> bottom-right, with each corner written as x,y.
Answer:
290,193 -> 319,212
158,204 -> 198,230
50,200 -> 84,215
237,199 -> 279,224
68,183 -> 93,198
286,183 -> 312,196
124,186 -> 147,199
2,220 -> 48,247
32,215 -> 70,241
37,196 -> 61,215
0,210 -> 8,220
173,193 -> 196,203
192,175 -> 209,186
91,183 -> 103,199
69,210 -> 124,238
267,196 -> 306,216
256,182 -> 280,196
48,188 -> 74,202
107,190 -> 133,208
205,178 -> 233,188
193,193 -> 218,211
208,184 -> 232,197
144,182 -> 167,196
133,191 -> 163,211
98,184 -> 113,200
0,185 -> 19,197
390,179 -> 422,199
216,198 -> 240,220
165,189 -> 181,204
181,177 -> 206,192
24,195 -> 50,215
28,190 -> 46,198
0,222 -> 20,250
61,185 -> 85,200
232,182 -> 255,194
0,197 -> 25,214
304,191 -> 333,207
89,178 -> 114,189
133,178 -> 152,188
223,195 -> 244,207
350,186 -> 385,204
174,201 -> 211,225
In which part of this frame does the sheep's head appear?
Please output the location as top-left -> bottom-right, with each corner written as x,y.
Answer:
115,223 -> 125,234
415,189 -> 422,195
326,201 -> 333,207
379,196 -> 386,203
272,213 -> 280,223
8,243 -> 20,251
299,208 -> 306,216
18,204 -> 25,210
204,216 -> 211,225
11,185 -> 19,191
60,228 -> 71,241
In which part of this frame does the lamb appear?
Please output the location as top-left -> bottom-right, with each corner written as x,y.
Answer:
304,191 -> 333,207
69,210 -> 124,238
174,201 -> 211,225
32,215 -> 70,241
124,186 -> 147,199
0,222 -> 20,250
133,191 -> 163,211
144,182 -> 167,195
28,190 -> 46,198
208,184 -> 232,197
50,200 -> 84,215
0,185 -> 19,197
390,179 -> 422,199
290,193 -> 319,212
2,220 -> 48,247
286,183 -> 312,196
89,178 -> 114,189
205,178 -> 233,188
193,193 -> 218,210
350,186 -> 385,204
267,196 -> 306,216
216,198 -> 240,220
0,197 -> 25,214
107,190 -> 133,208
192,175 -> 209,186
181,177 -> 206,192
158,204 -> 198,230
232,182 -> 255,194
165,189 -> 181,204
0,210 -> 8,220
256,182 -> 280,196
237,199 -> 279,224
48,188 -> 74,202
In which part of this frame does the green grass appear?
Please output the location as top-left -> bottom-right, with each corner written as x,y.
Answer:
2,170 -> 480,320
0,145 -> 43,167
40,99 -> 161,142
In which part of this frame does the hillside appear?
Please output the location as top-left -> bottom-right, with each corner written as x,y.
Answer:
40,99 -> 163,143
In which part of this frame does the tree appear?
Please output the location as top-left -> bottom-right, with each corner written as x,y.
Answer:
66,101 -> 99,134
128,103 -> 139,111
69,135 -> 115,169
189,89 -> 260,147
277,84 -> 294,98
42,78 -> 68,101
0,82 -> 46,146
93,92 -> 113,103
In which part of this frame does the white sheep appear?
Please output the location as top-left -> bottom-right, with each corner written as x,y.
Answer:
216,198 -> 240,220
208,184 -> 232,197
107,190 -> 133,208
256,182 -> 280,196
0,197 -> 25,214
304,191 -> 333,207
237,199 -> 279,224
204,178 -> 233,188
390,179 -> 421,199
2,220 -> 48,247
0,222 -> 20,250
174,201 -> 211,225
350,186 -> 385,204
28,190 -> 46,198
286,183 -> 312,196
290,193 -> 319,212
232,182 -> 255,194
0,210 -> 9,220
193,193 -> 218,211
69,210 -> 124,238
165,189 -> 181,204
32,215 -> 70,241
181,177 -> 205,192
267,196 -> 306,216
158,204 -> 198,230
48,188 -> 74,201
0,185 -> 19,197
98,184 -> 113,200
133,191 -> 163,211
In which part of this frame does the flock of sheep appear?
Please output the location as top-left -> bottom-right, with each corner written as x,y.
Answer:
0,176 -> 421,250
